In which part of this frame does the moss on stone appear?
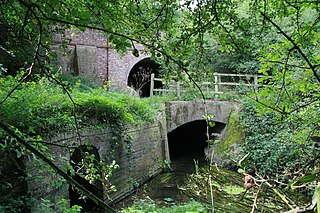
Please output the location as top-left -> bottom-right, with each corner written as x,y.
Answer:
217,108 -> 244,154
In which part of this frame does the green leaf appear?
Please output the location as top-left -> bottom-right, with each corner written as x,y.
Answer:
238,153 -> 250,169
290,174 -> 318,190
80,10 -> 91,20
237,168 -> 246,174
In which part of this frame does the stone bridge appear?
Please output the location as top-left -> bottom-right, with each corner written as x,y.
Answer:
12,30 -> 243,211
23,100 -> 240,211
165,100 -> 238,133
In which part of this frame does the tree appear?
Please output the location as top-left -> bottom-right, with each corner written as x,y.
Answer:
1,0 -> 319,211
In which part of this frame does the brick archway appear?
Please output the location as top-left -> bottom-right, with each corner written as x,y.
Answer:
69,145 -> 104,212
127,57 -> 162,97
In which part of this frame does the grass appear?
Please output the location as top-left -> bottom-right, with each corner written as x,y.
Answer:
0,73 -> 163,137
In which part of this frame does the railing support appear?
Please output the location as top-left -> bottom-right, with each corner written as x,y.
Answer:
214,73 -> 219,94
176,82 -> 181,97
150,73 -> 155,97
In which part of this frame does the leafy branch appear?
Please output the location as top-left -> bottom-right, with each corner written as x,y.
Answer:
260,12 -> 320,83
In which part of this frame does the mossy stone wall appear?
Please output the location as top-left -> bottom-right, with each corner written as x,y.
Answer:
215,106 -> 244,167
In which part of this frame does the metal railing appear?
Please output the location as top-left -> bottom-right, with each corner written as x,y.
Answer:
149,72 -> 268,97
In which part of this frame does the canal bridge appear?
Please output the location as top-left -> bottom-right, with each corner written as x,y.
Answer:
28,29 -> 244,210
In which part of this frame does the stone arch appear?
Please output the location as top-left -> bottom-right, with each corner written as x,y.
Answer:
166,100 -> 237,133
127,57 -> 162,97
69,144 -> 104,212
167,119 -> 226,161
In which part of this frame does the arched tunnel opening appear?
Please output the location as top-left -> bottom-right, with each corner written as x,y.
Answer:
127,58 -> 162,97
69,145 -> 104,212
168,120 -> 226,164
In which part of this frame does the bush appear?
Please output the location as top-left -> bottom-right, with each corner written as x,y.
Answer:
240,99 -> 319,182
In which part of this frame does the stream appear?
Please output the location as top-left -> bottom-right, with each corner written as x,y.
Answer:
112,156 -> 206,211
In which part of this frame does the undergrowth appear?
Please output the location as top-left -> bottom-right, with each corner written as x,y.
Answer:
240,99 -> 320,183
0,72 -> 162,137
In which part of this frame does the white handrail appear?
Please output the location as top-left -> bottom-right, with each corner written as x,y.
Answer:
150,73 -> 269,97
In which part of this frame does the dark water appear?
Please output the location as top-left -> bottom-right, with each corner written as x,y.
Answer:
112,157 -> 206,211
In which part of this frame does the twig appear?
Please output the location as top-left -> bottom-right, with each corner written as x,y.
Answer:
209,175 -> 215,213
250,184 -> 262,213
260,12 -> 320,83
252,173 -> 296,210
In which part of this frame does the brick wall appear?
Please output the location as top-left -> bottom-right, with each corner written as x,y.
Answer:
52,29 -> 149,89
27,110 -> 169,210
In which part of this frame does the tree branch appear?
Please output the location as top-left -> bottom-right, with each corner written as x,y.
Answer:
260,12 -> 320,83
0,121 -> 115,213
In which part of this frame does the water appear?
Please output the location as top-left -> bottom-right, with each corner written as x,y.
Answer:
112,157 -> 206,211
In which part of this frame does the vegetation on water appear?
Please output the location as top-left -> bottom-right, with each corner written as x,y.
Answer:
181,166 -> 308,213
1,0 -> 320,212
120,199 -> 207,213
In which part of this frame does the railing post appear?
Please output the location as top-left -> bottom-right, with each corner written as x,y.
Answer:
214,73 -> 219,94
176,82 -> 181,97
150,73 -> 155,97
254,74 -> 258,87
218,75 -> 221,92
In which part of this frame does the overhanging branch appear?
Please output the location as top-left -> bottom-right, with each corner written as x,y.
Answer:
0,121 -> 115,213
260,12 -> 320,83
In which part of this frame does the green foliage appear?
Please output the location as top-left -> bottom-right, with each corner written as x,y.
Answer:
35,198 -> 82,213
70,144 -> 119,194
240,99 -> 320,182
120,199 -> 208,213
0,72 -> 160,137
0,196 -> 30,213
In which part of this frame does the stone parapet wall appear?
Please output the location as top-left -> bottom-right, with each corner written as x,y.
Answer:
165,100 -> 238,133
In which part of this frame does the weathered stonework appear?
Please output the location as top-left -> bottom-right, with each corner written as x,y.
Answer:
165,100 -> 237,133
27,110 -> 168,211
165,100 -> 243,167
52,29 -> 149,89
213,107 -> 244,167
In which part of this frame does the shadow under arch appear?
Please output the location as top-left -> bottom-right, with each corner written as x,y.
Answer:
69,145 -> 104,212
127,57 -> 162,97
168,120 -> 226,162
